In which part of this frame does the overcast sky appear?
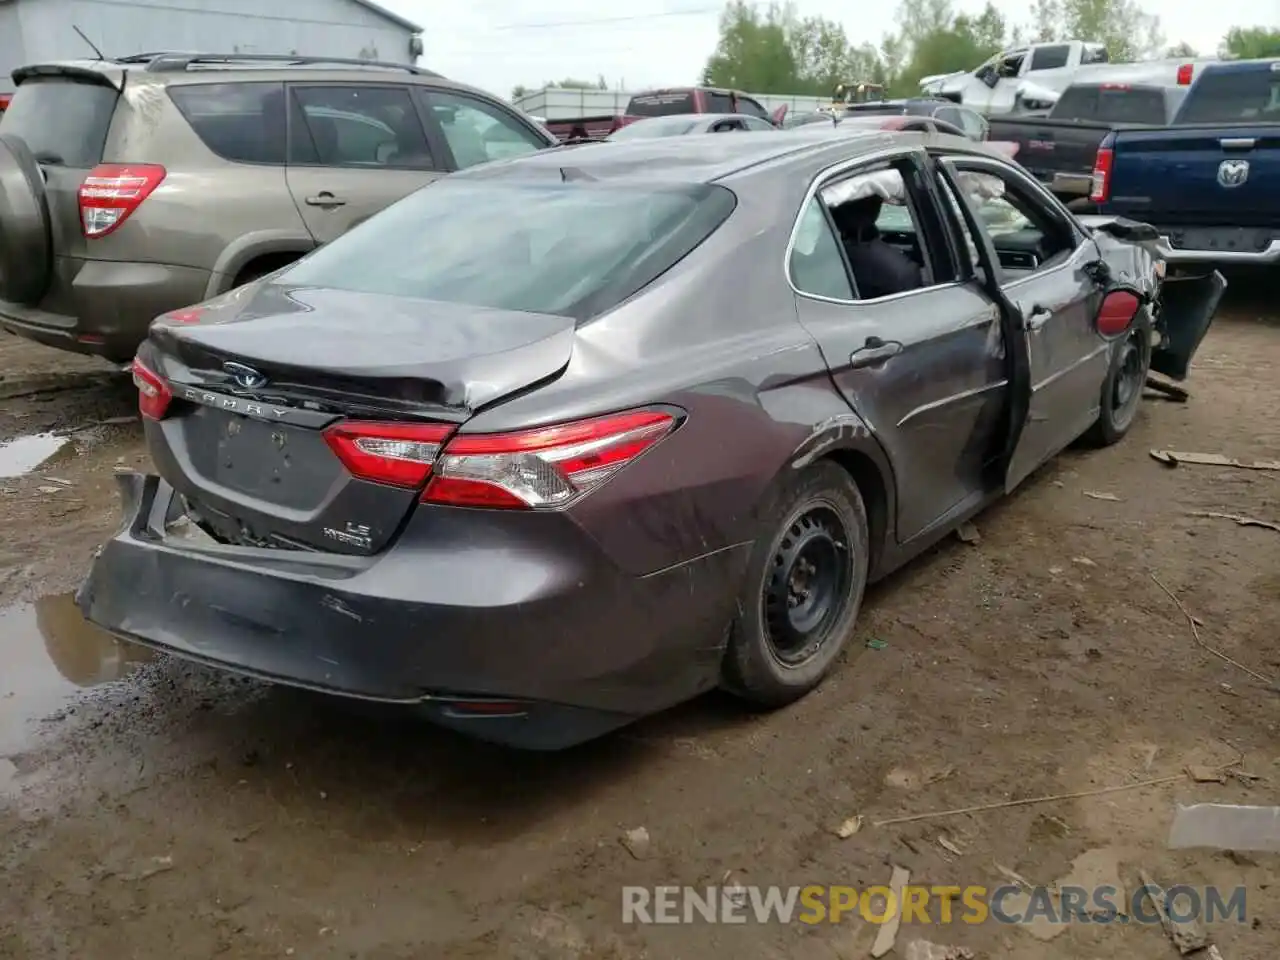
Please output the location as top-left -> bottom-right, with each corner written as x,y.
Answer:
382,0 -> 1278,99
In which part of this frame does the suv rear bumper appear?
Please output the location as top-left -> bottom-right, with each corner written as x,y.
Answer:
77,473 -> 746,749
0,259 -> 210,362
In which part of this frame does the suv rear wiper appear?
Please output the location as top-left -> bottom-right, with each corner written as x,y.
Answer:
33,151 -> 65,165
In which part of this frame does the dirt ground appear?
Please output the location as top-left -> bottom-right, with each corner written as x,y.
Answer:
1,285 -> 1278,960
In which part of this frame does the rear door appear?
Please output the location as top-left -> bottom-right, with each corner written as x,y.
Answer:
285,83 -> 443,243
789,149 -> 1009,544
0,70 -> 120,312
938,154 -> 1108,492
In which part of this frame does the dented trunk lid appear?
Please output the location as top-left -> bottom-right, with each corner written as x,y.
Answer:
143,281 -> 576,554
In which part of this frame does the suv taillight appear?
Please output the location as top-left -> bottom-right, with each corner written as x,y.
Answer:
0,93 -> 10,112
1176,63 -> 1194,85
1089,135 -> 1115,204
78,164 -> 167,238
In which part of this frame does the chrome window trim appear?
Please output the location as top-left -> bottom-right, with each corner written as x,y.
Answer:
785,143 -> 967,307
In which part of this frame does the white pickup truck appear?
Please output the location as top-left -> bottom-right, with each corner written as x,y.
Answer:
920,40 -> 1212,115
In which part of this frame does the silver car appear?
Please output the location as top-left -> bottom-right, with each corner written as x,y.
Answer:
609,113 -> 778,140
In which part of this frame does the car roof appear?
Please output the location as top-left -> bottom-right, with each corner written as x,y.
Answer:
10,56 -> 480,93
1198,57 -> 1280,76
451,128 -> 990,187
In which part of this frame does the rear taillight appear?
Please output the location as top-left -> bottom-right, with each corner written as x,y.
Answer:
423,409 -> 678,510
132,357 -> 172,420
1176,63 -> 1194,85
323,421 -> 453,489
78,164 -> 167,238
0,94 -> 10,112
1090,135 -> 1115,204
1096,290 -> 1141,337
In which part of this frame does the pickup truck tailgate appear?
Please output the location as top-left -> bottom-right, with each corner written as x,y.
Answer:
1108,127 -> 1280,226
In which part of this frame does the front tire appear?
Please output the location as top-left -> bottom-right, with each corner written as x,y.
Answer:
722,461 -> 870,708
1083,316 -> 1153,447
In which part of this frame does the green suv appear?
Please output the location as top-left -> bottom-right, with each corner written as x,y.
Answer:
0,53 -> 556,362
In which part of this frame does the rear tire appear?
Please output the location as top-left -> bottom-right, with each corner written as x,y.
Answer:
1082,316 -> 1152,447
721,461 -> 869,708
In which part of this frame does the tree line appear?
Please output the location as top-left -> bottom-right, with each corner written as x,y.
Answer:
699,0 -> 1280,99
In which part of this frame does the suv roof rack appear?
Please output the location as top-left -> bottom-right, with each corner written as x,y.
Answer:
115,52 -> 442,77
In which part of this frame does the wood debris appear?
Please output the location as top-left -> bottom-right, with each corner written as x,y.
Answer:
869,865 -> 910,958
993,862 -> 1033,890
835,815 -> 864,839
1140,870 -> 1210,955
1083,491 -> 1122,501
1189,511 -> 1280,535
1151,450 -> 1280,471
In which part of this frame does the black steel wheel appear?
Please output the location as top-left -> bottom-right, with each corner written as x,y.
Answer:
762,506 -> 853,668
722,461 -> 869,708
1083,315 -> 1153,448
1110,328 -> 1146,432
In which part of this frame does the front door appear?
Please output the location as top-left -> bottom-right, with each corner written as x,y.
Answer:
789,152 -> 1008,545
285,83 -> 444,243
938,156 -> 1108,492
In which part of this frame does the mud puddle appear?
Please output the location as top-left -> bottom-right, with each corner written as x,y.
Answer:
0,593 -> 153,795
0,432 -> 71,478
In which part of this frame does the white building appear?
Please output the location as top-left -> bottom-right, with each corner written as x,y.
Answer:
0,0 -> 423,90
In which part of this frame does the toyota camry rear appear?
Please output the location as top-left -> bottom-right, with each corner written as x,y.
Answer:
76,172 -> 749,749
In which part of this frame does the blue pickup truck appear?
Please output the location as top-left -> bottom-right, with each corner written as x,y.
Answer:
1090,58 -> 1280,266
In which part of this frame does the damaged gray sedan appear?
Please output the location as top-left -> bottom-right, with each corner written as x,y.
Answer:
78,132 -> 1224,749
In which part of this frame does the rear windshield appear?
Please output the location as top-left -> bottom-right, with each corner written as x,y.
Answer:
626,91 -> 696,117
1178,67 -> 1280,123
0,77 -> 116,168
1052,85 -> 1169,123
279,180 -> 737,321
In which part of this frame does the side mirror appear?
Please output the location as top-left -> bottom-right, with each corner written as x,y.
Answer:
979,68 -> 1000,89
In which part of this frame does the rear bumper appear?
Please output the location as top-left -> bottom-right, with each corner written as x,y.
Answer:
77,474 -> 747,749
1092,217 -> 1280,266
1050,172 -> 1093,197
1153,237 -> 1280,266
0,259 -> 210,362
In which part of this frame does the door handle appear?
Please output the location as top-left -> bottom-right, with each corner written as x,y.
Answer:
849,336 -> 903,369
305,192 -> 347,208
1024,305 -> 1053,332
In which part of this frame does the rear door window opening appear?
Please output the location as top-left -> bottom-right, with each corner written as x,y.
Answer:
791,156 -> 957,302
